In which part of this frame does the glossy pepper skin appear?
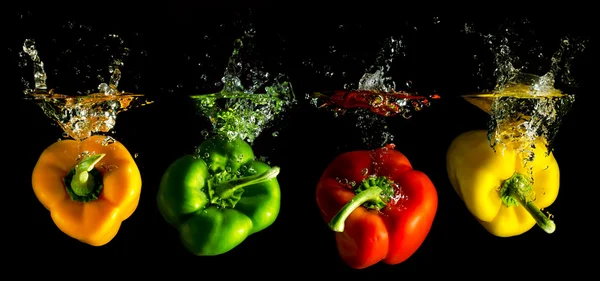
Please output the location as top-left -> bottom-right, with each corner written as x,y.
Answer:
32,135 -> 142,246
157,135 -> 281,256
446,130 -> 559,237
316,144 -> 438,269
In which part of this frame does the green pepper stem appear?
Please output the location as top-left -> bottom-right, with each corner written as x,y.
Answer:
215,167 -> 280,199
500,172 -> 556,234
328,187 -> 383,233
70,154 -> 105,197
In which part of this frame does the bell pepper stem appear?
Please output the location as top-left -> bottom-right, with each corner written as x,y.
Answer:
328,187 -> 383,232
501,172 -> 556,234
70,154 -> 105,197
215,166 -> 280,199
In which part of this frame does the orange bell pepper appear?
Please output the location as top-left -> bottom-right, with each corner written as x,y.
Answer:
32,135 -> 142,246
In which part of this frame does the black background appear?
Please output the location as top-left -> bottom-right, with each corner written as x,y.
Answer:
10,5 -> 596,276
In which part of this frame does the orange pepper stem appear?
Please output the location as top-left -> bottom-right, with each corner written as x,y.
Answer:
500,172 -> 556,234
63,154 -> 105,203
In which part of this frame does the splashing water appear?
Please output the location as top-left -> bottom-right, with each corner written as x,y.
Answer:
310,37 -> 439,148
22,39 -> 47,91
462,22 -> 584,171
192,31 -> 296,144
487,74 -> 574,165
21,37 -> 152,141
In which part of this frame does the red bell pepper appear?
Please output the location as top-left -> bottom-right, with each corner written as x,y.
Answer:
316,144 -> 438,269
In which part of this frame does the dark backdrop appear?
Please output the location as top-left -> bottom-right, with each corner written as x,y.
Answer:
10,6 -> 596,276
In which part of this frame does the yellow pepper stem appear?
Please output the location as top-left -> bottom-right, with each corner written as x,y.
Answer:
500,172 -> 556,234
64,154 -> 105,203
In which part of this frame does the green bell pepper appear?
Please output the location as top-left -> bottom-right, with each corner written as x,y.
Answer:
157,135 -> 281,256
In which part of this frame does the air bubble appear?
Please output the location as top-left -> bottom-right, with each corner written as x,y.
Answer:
102,136 -> 116,146
193,34 -> 295,144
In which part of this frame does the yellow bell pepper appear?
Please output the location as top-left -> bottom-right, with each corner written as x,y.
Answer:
446,130 -> 559,237
32,135 -> 142,246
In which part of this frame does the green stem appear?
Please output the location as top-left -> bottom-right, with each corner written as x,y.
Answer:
500,172 -> 556,234
328,187 -> 383,233
214,166 -> 280,199
64,154 -> 105,202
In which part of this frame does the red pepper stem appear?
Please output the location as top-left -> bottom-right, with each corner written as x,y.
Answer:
328,187 -> 383,232
500,172 -> 556,234
215,167 -> 280,199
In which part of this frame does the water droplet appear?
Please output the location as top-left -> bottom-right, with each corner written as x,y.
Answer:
102,136 -> 116,146
106,164 -> 119,171
134,153 -> 139,158
361,168 -> 369,176
77,151 -> 91,162
272,131 -> 279,137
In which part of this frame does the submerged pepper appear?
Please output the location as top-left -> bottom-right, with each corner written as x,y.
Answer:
157,135 -> 281,256
316,144 -> 438,269
446,130 -> 559,237
32,135 -> 142,246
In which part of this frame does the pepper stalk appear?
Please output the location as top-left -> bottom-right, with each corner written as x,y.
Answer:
210,166 -> 280,208
500,172 -> 556,234
329,176 -> 396,232
64,154 -> 106,203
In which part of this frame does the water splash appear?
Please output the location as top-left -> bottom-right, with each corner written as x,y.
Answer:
481,72 -> 575,168
22,39 -> 47,92
461,20 -> 584,171
310,37 -> 438,148
357,69 -> 394,92
21,37 -> 151,141
192,30 -> 296,144
462,19 -> 587,91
